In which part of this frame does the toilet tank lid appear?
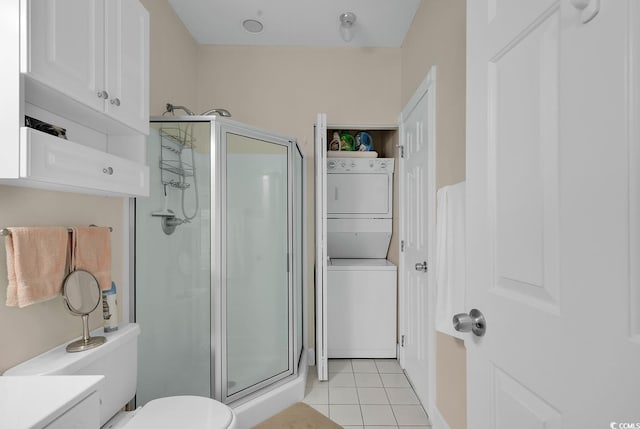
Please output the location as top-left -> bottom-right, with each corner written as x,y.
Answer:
125,396 -> 234,429
3,323 -> 141,376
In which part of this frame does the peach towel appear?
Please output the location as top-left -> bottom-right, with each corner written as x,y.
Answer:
4,227 -> 69,308
71,227 -> 111,291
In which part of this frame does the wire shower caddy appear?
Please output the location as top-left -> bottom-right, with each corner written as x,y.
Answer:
158,126 -> 195,189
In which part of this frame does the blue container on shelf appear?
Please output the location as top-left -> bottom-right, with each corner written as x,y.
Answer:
355,132 -> 373,151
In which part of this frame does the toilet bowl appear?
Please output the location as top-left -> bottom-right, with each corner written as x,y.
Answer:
120,396 -> 234,429
4,323 -> 237,429
103,396 -> 237,429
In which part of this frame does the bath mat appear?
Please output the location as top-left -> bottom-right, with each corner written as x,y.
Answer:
252,402 -> 341,429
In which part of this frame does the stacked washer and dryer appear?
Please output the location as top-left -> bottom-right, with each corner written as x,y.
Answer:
326,157 -> 397,358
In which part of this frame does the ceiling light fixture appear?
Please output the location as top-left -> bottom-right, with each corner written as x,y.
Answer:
242,19 -> 263,33
339,12 -> 356,42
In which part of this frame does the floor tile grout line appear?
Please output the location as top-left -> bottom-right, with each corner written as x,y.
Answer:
313,359 -> 431,426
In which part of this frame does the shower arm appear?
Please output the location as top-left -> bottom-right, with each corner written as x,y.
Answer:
164,103 -> 195,116
164,103 -> 231,117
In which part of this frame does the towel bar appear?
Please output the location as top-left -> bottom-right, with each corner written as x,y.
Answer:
0,226 -> 113,236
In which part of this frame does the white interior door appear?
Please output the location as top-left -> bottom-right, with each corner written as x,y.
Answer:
314,113 -> 328,381
399,70 -> 435,408
466,1 -> 640,427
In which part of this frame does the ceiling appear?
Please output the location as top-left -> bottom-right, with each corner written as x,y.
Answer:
167,0 -> 422,48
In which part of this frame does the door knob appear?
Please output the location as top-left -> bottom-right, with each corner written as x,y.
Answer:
453,309 -> 486,337
569,0 -> 599,23
414,261 -> 428,272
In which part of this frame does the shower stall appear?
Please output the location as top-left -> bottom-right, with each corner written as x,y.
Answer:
134,116 -> 306,417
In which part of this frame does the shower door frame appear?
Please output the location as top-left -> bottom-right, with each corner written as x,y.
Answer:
213,119 -> 301,405
137,116 -> 305,407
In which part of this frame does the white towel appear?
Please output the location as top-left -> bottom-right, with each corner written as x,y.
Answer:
435,182 -> 466,338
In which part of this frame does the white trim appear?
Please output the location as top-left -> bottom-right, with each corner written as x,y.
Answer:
121,198 -> 131,324
628,0 -> 640,341
426,67 -> 438,415
326,123 -> 398,131
397,110 -> 406,368
301,145 -> 310,358
428,405 -> 452,429
314,113 -> 328,381
398,68 -> 437,125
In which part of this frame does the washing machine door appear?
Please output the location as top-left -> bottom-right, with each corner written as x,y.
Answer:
326,173 -> 392,217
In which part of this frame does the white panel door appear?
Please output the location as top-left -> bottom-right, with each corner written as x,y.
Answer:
314,113 -> 328,381
27,0 -> 104,111
105,0 -> 149,133
466,1 -> 640,427
399,71 -> 435,407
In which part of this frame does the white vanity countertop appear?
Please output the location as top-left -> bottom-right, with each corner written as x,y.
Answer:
0,375 -> 103,429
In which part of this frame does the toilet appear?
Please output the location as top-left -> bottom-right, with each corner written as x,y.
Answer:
4,323 -> 237,429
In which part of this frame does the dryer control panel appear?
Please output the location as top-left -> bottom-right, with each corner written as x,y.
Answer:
327,158 -> 394,173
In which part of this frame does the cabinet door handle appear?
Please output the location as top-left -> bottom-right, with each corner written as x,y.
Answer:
102,167 -> 114,175
110,97 -> 121,106
97,90 -> 109,99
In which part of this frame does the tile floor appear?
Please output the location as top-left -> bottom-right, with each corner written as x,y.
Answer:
305,359 -> 432,428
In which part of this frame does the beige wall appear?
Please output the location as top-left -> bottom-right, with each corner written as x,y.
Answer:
402,0 -> 466,190
0,186 -> 124,374
195,45 -> 402,346
401,1 -> 467,429
436,332 -> 467,429
140,0 -> 198,116
196,45 -> 401,147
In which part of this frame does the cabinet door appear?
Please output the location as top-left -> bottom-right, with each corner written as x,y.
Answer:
46,392 -> 100,429
21,128 -> 149,196
27,0 -> 105,111
105,0 -> 149,133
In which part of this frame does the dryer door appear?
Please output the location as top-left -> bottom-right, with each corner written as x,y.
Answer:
327,173 -> 391,217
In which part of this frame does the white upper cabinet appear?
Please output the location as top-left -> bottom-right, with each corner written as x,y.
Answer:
27,0 -> 105,113
26,0 -> 149,134
0,0 -> 150,197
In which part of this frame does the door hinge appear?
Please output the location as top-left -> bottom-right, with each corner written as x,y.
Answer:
397,145 -> 405,158
400,240 -> 405,252
401,335 -> 405,347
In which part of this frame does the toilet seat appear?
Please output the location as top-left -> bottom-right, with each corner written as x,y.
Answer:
123,396 -> 235,429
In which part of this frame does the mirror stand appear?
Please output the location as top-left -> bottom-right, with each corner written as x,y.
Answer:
66,313 -> 106,353
62,269 -> 107,353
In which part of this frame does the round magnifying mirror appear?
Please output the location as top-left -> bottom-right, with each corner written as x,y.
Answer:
62,269 -> 106,352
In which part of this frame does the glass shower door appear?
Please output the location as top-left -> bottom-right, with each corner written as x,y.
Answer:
137,120 -> 212,405
224,131 -> 292,401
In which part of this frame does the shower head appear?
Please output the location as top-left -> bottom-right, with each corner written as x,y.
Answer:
200,108 -> 232,117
